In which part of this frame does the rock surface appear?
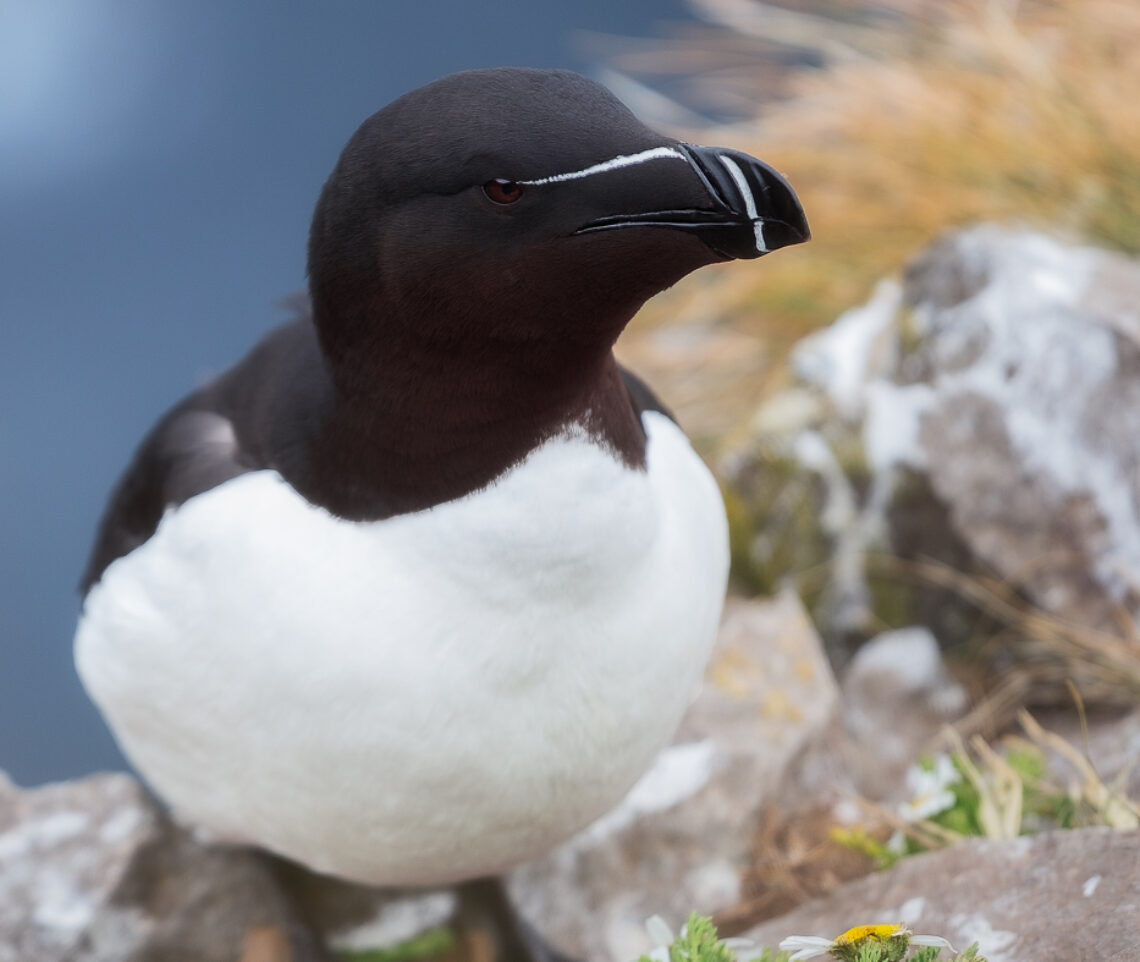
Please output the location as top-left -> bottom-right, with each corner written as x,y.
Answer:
836,626 -> 967,798
0,770 -> 155,962
790,227 -> 1140,641
0,768 -> 327,962
744,827 -> 1140,962
901,228 -> 1140,632
0,766 -> 458,962
510,589 -> 839,962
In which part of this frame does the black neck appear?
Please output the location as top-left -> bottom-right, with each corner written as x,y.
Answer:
285,328 -> 645,521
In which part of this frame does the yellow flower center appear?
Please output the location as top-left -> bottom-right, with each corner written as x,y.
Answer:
834,924 -> 906,946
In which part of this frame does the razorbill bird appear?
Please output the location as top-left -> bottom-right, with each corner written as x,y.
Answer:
75,68 -> 808,891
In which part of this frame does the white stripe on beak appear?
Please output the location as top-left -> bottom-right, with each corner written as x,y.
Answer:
716,154 -> 767,254
520,146 -> 686,186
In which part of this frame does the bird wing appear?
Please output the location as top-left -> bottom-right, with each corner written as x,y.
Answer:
79,319 -> 323,593
619,364 -> 676,425
79,402 -> 253,594
81,321 -> 675,593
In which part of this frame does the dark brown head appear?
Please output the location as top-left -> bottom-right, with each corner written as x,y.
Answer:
294,68 -> 809,517
306,67 -> 809,396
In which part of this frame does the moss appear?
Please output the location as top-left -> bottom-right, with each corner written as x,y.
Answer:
864,557 -> 924,635
721,452 -> 832,598
337,927 -> 455,962
723,481 -> 767,595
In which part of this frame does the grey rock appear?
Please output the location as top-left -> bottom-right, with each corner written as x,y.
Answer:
0,769 -> 451,962
744,827 -> 1140,962
773,626 -> 971,826
0,768 -> 322,962
781,227 -> 1140,652
83,825 -> 329,962
0,770 -> 156,962
275,865 -> 455,958
895,228 -> 1140,631
510,590 -> 839,962
839,627 -> 967,798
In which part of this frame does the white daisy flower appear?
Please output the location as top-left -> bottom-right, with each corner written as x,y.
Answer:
886,829 -> 908,855
898,753 -> 960,822
643,915 -> 675,962
779,923 -> 954,961
634,915 -> 765,962
779,934 -> 838,960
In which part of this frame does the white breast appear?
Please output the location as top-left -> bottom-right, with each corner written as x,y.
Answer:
74,413 -> 728,885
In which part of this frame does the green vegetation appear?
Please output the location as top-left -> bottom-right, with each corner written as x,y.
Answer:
637,913 -> 754,962
337,926 -> 454,962
835,711 -> 1139,870
636,914 -> 983,962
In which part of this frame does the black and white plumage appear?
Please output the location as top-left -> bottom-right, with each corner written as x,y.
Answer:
75,68 -> 808,887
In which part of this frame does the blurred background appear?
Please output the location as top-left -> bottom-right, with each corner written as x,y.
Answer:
0,0 -> 695,785
4,0 -> 1139,802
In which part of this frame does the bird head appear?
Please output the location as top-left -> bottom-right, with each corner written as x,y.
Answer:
307,68 -> 809,387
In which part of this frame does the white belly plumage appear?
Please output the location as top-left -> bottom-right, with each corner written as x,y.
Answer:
74,412 -> 728,885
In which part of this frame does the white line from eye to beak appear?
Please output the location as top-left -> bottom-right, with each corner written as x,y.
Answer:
716,154 -> 767,254
519,146 -> 687,186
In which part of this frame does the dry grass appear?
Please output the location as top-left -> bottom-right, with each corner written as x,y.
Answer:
756,0 -> 1140,312
614,3 -> 1140,711
820,708 -> 1140,899
871,555 -> 1140,731
614,0 -> 1140,442
714,805 -> 878,934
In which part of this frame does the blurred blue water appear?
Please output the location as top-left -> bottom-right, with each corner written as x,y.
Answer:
0,1 -> 692,785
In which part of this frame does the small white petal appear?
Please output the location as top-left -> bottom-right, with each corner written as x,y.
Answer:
778,936 -> 835,949
733,945 -> 772,962
905,755 -> 959,799
645,915 -> 675,949
777,935 -> 836,961
932,753 -> 959,786
911,934 -> 955,951
899,787 -> 957,822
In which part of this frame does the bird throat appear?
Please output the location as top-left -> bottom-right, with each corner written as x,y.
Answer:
295,336 -> 648,522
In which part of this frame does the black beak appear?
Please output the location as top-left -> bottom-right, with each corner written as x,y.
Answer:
574,143 -> 810,260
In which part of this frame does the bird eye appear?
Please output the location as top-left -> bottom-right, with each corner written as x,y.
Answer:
482,179 -> 524,205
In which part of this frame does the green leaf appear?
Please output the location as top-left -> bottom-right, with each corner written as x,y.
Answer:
670,913 -> 737,962
1005,745 -> 1046,783
336,927 -> 454,962
831,825 -> 903,870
